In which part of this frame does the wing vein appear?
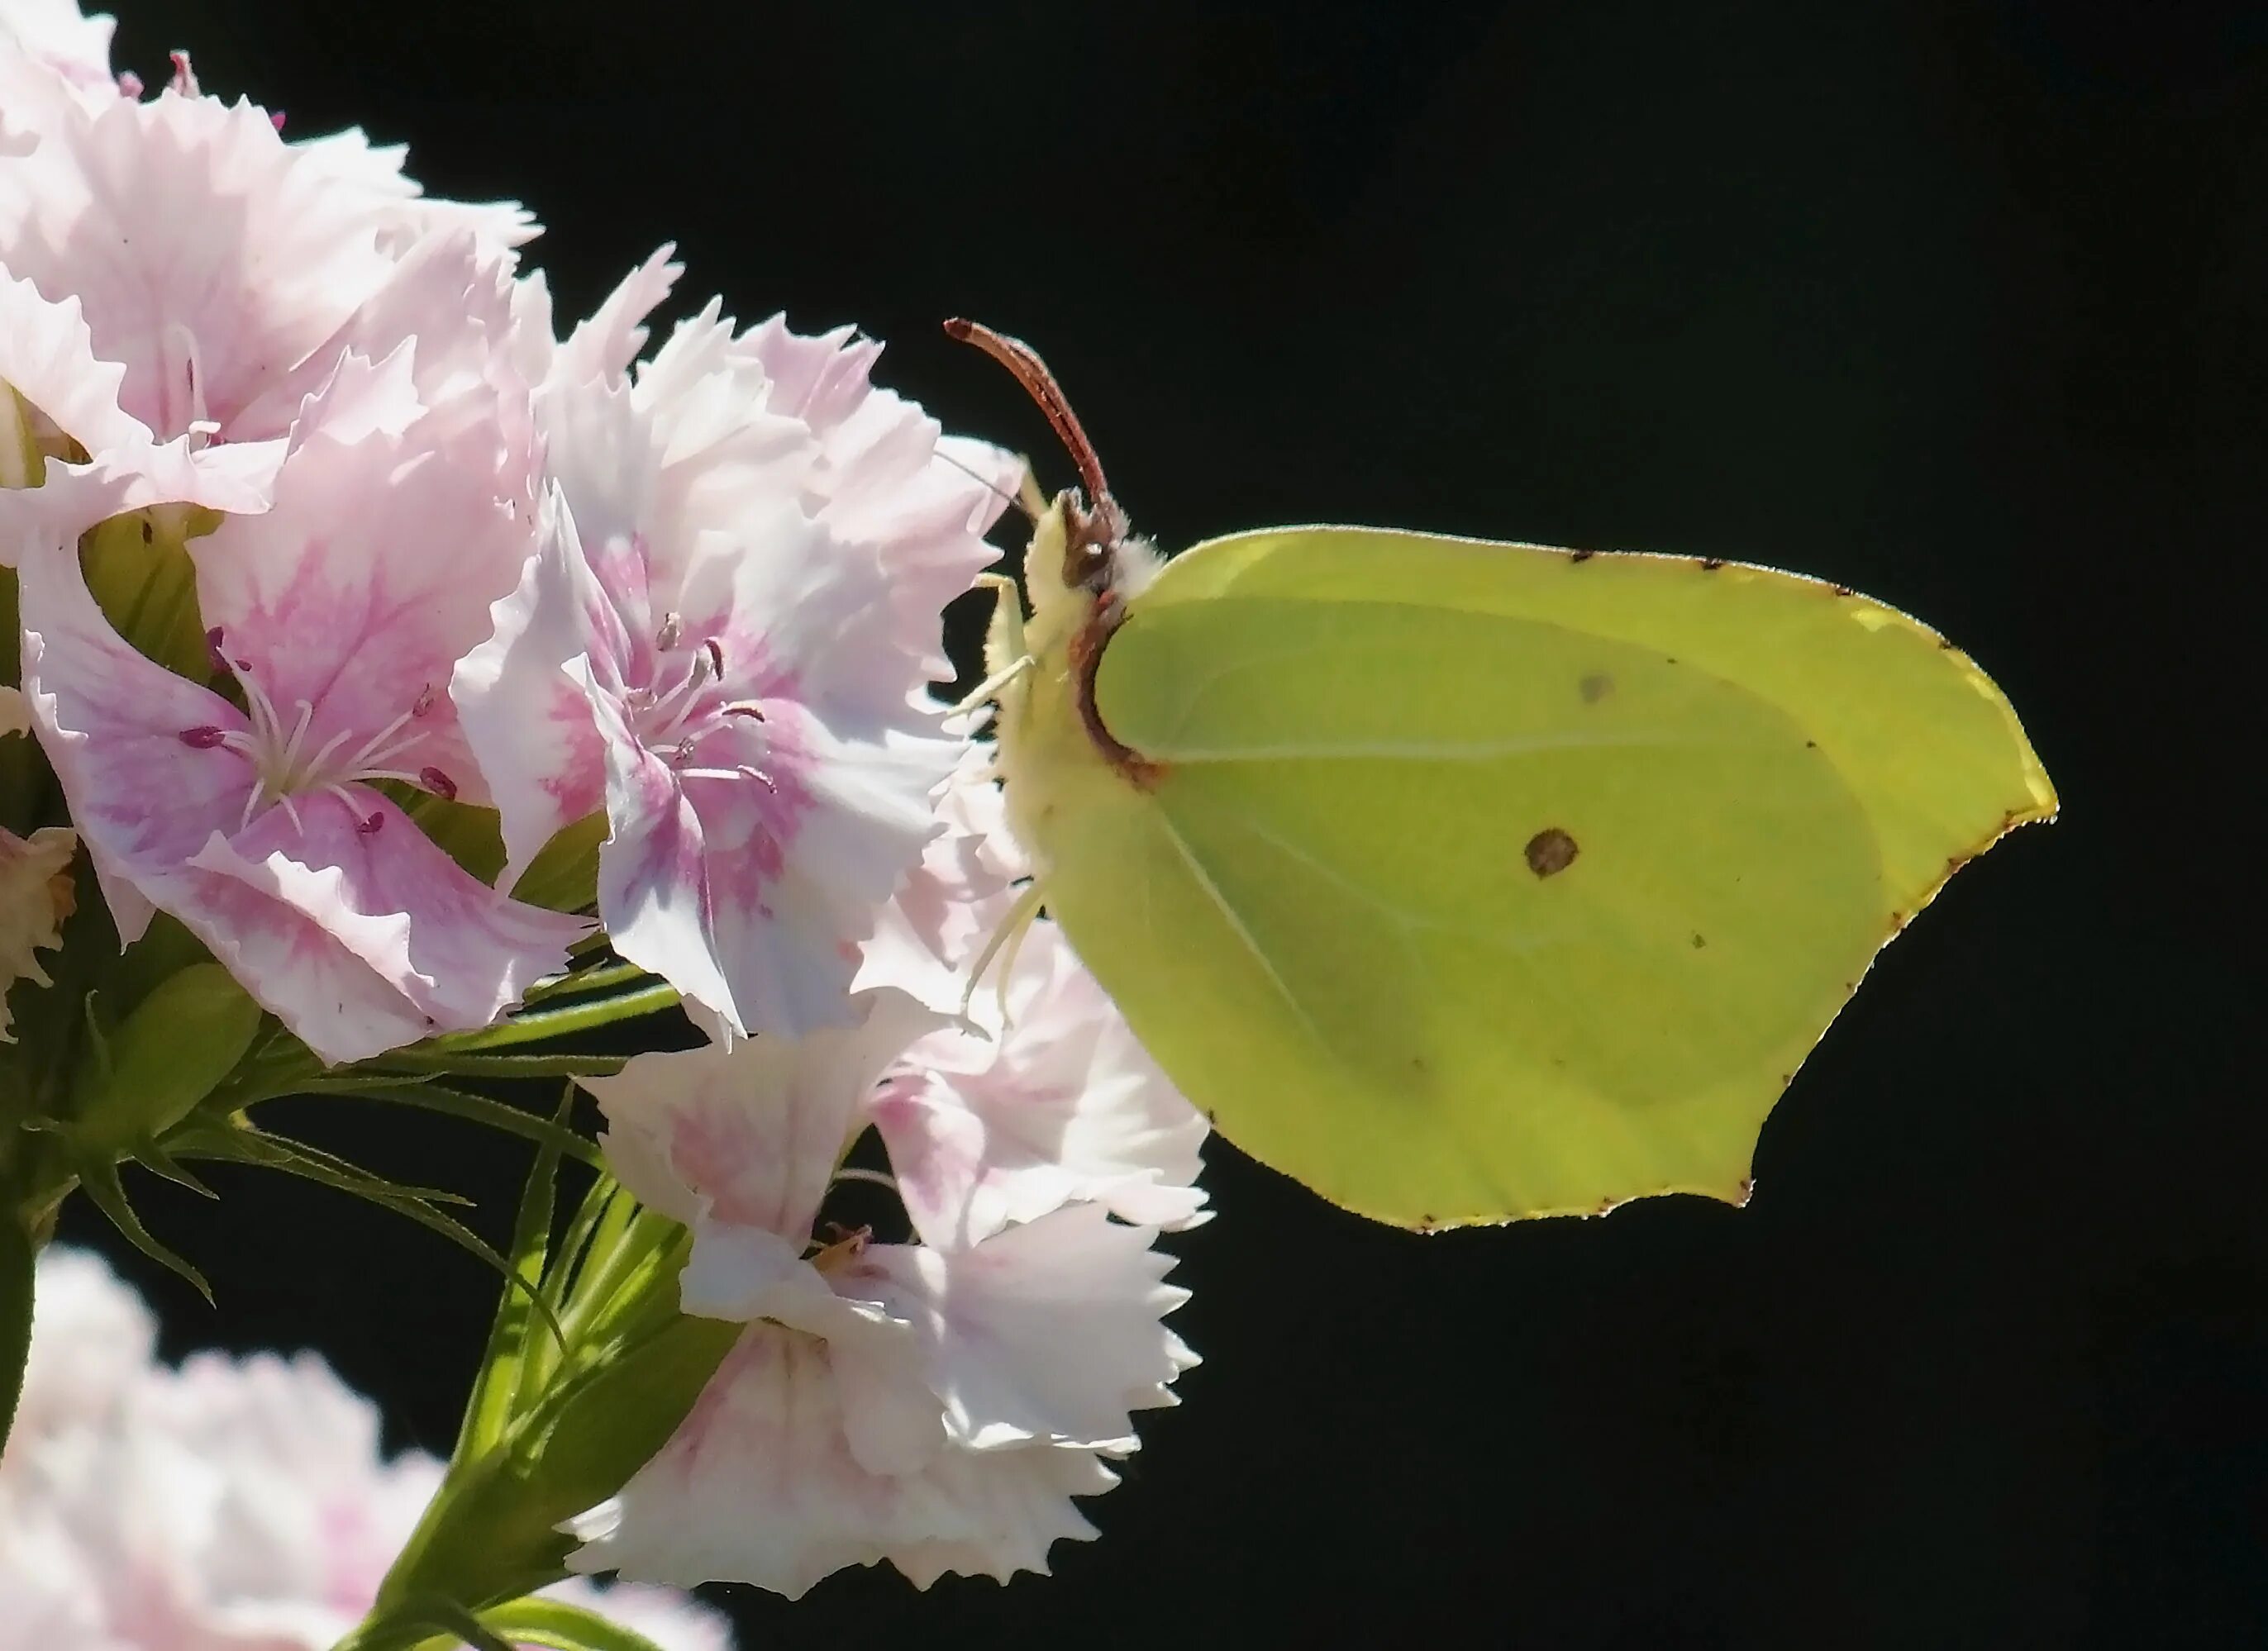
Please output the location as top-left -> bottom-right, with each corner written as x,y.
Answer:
1151,810 -> 1332,1054
1161,730 -> 1686,764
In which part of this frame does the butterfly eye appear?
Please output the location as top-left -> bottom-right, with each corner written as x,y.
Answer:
1065,531 -> 1114,592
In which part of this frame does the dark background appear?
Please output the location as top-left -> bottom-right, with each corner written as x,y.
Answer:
60,2 -> 2261,1646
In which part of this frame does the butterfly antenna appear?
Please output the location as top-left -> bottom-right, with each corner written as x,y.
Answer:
943,319 -> 1118,523
934,444 -> 1040,523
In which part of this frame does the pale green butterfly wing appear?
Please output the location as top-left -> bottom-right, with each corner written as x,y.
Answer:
1032,527 -> 2054,1227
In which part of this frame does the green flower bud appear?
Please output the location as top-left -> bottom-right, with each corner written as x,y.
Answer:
67,963 -> 264,1154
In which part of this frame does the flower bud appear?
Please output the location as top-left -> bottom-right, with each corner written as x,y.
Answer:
66,963 -> 264,1154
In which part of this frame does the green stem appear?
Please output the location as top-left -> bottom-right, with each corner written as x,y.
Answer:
523,961 -> 648,1003
419,983 -> 682,1054
2,1201 -> 34,1457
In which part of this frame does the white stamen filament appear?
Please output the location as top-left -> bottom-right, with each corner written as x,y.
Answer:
624,625 -> 782,801
198,665 -> 451,832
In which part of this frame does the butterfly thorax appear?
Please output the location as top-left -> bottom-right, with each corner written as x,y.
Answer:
987,491 -> 1165,869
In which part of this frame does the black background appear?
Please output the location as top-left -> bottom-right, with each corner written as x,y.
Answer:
57,3 -> 2261,1647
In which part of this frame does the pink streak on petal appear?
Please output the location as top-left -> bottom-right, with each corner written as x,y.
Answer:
16,540 -> 255,943
190,791 -> 588,1054
188,421 -> 532,809
452,485 -> 610,882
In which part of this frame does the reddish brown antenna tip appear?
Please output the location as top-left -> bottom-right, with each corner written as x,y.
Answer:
941,317 -> 1114,519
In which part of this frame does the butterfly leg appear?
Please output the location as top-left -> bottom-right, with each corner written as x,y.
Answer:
953,573 -> 1036,714
958,879 -> 1046,1025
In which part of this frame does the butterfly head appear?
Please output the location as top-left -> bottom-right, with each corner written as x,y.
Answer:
943,318 -> 1159,618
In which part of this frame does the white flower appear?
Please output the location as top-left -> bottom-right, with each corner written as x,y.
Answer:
454,255 -> 1022,1040
874,916 -> 1212,1251
572,981 -> 1198,1596
0,1244 -> 150,1462
0,0 -> 122,151
0,50 -> 535,531
0,1249 -> 735,1651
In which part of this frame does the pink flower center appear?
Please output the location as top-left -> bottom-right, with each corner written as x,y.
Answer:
177,640 -> 454,833
622,613 -> 779,793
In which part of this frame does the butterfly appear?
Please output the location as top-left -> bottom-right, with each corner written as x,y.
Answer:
949,318 -> 2056,1229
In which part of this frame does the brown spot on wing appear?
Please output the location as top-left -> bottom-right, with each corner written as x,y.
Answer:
1690,932 -> 1707,949
1578,672 -> 1613,703
1524,826 -> 1580,878
1699,557 -> 1726,571
1570,548 -> 1596,564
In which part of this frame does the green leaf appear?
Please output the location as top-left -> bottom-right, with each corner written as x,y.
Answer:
2,1208 -> 33,1457
76,1159 -> 210,1301
454,1092 -> 570,1468
131,1137 -> 217,1198
516,1172 -> 622,1413
477,1597 -> 673,1651
371,1308 -> 741,1613
340,1596 -> 517,1651
363,1051 -> 631,1082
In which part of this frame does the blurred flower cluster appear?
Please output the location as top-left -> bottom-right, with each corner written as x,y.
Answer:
0,1248 -> 732,1649
1,1 -> 1208,1634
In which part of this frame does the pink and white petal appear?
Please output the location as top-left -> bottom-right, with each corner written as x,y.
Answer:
0,1 -> 119,128
632,370 -> 830,622
583,987 -> 942,1239
841,1202 -> 1191,1452
665,502 -> 883,711
735,316 -> 1016,676
864,1074 -> 1024,1250
674,1223 -> 832,1324
286,126 -> 536,261
885,1446 -> 1118,1588
562,1328 -> 918,1596
0,268 -> 148,470
685,716 -> 955,1040
669,1222 -> 944,1478
564,1325 -> 1104,1596
452,486 -> 612,882
651,443 -> 965,733
185,790 -> 588,1059
190,421 -> 536,807
712,316 -> 875,428
138,849 -> 436,1063
532,375 -> 659,653
229,231 -> 524,463
272,343 -> 424,454
876,921 -> 1210,1249
0,93 -> 398,443
586,681 -> 737,1030
16,537 -> 258,940
854,742 -> 1026,1011
546,244 -> 683,394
